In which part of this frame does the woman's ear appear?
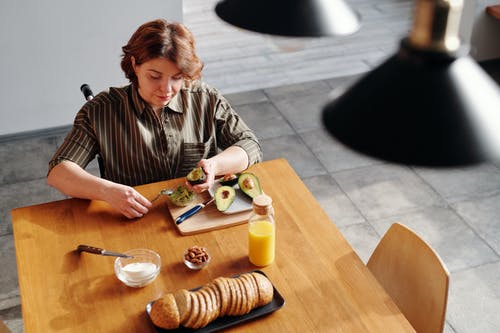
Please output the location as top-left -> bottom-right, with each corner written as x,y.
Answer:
131,56 -> 136,71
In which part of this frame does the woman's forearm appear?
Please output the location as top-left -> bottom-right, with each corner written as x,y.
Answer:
47,160 -> 151,219
209,146 -> 249,176
47,160 -> 113,201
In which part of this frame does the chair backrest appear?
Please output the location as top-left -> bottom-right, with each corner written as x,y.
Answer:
0,320 -> 12,333
367,223 -> 449,333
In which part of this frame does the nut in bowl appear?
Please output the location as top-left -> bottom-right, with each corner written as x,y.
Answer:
114,249 -> 161,288
183,245 -> 211,270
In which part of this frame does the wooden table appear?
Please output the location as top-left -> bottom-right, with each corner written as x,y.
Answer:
12,159 -> 415,332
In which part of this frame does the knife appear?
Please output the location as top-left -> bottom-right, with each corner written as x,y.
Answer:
76,244 -> 133,258
175,197 -> 215,225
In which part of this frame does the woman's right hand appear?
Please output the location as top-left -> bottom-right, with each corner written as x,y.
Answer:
104,183 -> 152,219
48,161 -> 151,219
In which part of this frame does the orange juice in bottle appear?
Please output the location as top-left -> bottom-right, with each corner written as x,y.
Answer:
248,194 -> 275,266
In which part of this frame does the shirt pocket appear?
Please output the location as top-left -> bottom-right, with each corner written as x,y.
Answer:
177,141 -> 213,176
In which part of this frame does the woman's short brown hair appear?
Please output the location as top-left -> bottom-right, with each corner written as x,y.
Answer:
121,19 -> 203,86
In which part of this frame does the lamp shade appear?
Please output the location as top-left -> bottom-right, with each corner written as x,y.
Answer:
322,0 -> 500,166
215,0 -> 361,37
322,41 -> 500,166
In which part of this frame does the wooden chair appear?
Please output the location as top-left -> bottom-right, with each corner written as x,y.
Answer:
367,223 -> 450,333
0,320 -> 12,333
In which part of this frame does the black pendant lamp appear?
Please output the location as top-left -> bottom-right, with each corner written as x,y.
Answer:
215,0 -> 361,37
322,0 -> 500,166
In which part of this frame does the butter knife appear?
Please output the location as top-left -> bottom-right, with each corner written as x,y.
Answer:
76,244 -> 133,258
175,198 -> 215,225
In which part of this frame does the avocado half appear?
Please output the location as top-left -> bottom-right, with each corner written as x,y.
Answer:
168,185 -> 194,207
238,173 -> 262,199
219,173 -> 240,186
215,185 -> 236,212
186,167 -> 206,185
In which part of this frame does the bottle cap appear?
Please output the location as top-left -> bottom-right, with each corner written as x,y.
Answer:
252,194 -> 273,215
253,194 -> 272,208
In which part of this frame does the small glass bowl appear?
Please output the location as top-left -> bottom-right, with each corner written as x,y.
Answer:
183,246 -> 211,270
114,249 -> 161,288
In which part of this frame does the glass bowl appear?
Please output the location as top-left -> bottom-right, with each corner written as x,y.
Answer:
114,249 -> 161,288
183,246 -> 211,270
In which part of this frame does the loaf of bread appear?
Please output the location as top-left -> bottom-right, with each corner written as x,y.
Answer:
150,272 -> 274,329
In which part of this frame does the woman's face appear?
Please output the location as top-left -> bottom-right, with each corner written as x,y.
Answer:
132,57 -> 184,111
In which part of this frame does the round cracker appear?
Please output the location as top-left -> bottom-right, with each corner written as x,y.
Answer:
149,293 -> 180,329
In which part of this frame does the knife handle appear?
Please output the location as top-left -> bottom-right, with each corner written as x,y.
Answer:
77,244 -> 104,255
175,204 -> 203,225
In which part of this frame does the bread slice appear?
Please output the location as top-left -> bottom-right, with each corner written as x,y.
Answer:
183,291 -> 200,328
235,277 -> 244,316
203,285 -> 220,324
149,293 -> 180,329
227,277 -> 240,316
173,289 -> 191,324
241,277 -> 252,315
241,273 -> 258,312
213,277 -> 230,316
191,291 -> 207,329
250,272 -> 274,307
202,288 -> 217,328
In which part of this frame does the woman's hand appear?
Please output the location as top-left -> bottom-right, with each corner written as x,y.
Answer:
189,158 -> 217,193
47,160 -> 152,219
187,146 -> 249,193
104,183 -> 152,219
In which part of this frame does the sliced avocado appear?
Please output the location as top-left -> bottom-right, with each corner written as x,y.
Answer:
168,185 -> 194,207
215,185 -> 236,212
186,167 -> 206,185
219,173 -> 240,186
238,173 -> 262,199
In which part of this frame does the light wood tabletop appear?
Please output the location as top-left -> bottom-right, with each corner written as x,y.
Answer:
11,158 -> 415,332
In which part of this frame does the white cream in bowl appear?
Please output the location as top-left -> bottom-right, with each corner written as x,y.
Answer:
114,249 -> 161,287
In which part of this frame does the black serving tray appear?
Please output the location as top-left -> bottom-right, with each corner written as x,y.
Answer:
146,270 -> 285,332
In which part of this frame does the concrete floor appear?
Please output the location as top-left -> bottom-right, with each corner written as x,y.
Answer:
2,0 -> 500,332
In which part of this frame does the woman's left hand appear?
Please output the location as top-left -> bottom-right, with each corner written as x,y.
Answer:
188,158 -> 217,193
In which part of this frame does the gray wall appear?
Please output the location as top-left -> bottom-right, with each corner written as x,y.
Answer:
0,0 -> 182,136
468,0 -> 500,61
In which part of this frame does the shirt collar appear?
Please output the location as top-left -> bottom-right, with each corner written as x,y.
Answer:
130,84 -> 149,117
130,83 -> 184,115
166,91 -> 183,114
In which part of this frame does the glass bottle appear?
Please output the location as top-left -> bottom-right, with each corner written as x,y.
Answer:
248,194 -> 275,266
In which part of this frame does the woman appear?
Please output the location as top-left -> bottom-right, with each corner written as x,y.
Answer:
47,19 -> 262,219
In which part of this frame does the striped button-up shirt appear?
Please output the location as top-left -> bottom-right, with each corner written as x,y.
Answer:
48,80 -> 262,186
